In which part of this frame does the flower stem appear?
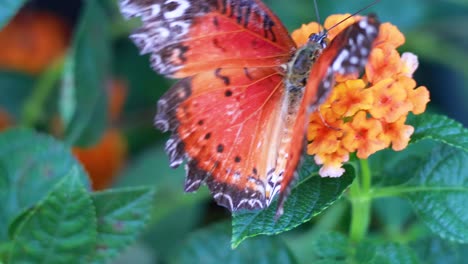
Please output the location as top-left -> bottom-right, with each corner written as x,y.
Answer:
349,159 -> 372,242
21,56 -> 65,126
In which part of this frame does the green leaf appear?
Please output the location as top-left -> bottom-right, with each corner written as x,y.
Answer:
114,145 -> 209,259
114,144 -> 209,221
0,128 -> 90,241
9,172 -> 97,263
411,236 -> 468,264
355,241 -> 420,264
0,71 -> 35,118
171,222 -> 297,264
283,201 -> 348,264
309,232 -> 349,261
408,113 -> 468,151
405,145 -> 468,243
113,38 -> 171,113
231,163 -> 355,248
370,147 -> 429,187
307,232 -> 420,263
62,0 -> 110,146
87,186 -> 155,264
0,0 -> 26,29
373,197 -> 414,235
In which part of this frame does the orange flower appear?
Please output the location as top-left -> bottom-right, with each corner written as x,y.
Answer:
291,22 -> 322,47
368,78 -> 413,123
366,44 -> 402,83
329,79 -> 373,117
73,129 -> 127,190
0,109 -> 12,131
324,14 -> 358,41
342,111 -> 387,159
107,79 -> 128,122
0,10 -> 69,74
292,14 -> 430,177
379,115 -> 414,151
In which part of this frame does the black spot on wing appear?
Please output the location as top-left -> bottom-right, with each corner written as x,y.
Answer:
217,144 -> 224,153
214,68 -> 230,86
243,67 -> 253,80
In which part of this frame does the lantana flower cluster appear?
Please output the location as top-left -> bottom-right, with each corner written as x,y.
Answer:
292,14 -> 430,177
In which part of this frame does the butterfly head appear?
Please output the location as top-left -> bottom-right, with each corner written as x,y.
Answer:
308,31 -> 329,49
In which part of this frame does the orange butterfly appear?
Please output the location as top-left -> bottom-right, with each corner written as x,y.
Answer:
119,0 -> 380,217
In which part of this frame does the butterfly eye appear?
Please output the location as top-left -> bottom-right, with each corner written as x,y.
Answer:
308,33 -> 329,48
308,33 -> 320,42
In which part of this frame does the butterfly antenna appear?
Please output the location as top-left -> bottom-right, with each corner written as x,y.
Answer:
325,0 -> 380,33
313,0 -> 323,32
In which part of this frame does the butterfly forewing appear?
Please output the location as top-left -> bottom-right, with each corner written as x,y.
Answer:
120,0 -> 298,211
120,0 -> 295,78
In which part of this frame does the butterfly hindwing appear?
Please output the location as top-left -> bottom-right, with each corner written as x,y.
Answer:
156,67 -> 288,210
120,0 -> 295,78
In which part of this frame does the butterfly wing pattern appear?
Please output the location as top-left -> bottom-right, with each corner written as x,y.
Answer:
119,0 -> 380,216
119,0 -> 294,78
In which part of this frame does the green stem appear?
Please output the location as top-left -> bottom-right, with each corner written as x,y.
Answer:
370,185 -> 467,199
360,159 -> 371,192
20,56 -> 65,126
349,159 -> 372,242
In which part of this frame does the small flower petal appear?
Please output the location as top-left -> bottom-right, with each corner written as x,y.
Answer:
400,52 -> 419,77
324,14 -> 358,41
366,44 -> 402,83
315,148 -> 349,177
374,23 -> 405,49
342,111 -> 387,159
368,78 -> 412,123
408,85 -> 430,114
291,22 -> 321,46
330,79 -> 373,117
380,116 -> 414,151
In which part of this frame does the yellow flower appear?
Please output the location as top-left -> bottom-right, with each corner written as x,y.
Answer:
292,14 -> 430,177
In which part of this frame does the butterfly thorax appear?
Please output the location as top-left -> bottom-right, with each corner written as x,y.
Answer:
286,33 -> 328,90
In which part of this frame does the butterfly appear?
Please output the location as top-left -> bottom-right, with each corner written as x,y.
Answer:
119,0 -> 380,217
